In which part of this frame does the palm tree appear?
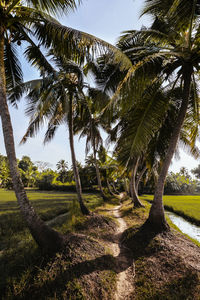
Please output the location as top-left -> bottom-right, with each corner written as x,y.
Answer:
56,159 -> 68,171
115,0 -> 200,231
0,0 -> 81,253
74,88 -> 110,200
56,159 -> 68,183
20,57 -> 90,215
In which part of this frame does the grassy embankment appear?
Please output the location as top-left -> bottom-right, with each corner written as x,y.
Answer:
0,189 -> 118,299
120,198 -> 200,299
140,194 -> 200,225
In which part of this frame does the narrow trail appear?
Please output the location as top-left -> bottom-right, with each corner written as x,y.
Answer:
108,195 -> 135,300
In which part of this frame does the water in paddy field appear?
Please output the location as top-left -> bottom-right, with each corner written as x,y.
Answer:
166,212 -> 200,243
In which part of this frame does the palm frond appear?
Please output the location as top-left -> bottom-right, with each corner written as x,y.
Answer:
20,114 -> 45,144
142,0 -> 198,30
44,109 -> 65,144
117,85 -> 170,158
4,40 -> 23,106
26,0 -> 80,16
141,0 -> 174,17
8,79 -> 43,104
33,20 -> 132,70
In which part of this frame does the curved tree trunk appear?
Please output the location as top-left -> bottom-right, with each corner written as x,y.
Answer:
130,158 -> 145,208
124,178 -> 129,195
68,96 -> 90,215
0,34 -> 64,254
107,179 -> 115,196
111,182 -> 119,194
146,64 -> 193,232
135,165 -> 147,193
92,138 -> 107,201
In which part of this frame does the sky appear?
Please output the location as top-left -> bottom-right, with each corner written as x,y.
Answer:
0,0 -> 199,173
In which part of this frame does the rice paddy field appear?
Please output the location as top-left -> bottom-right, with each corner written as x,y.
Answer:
0,189 -> 103,297
141,194 -> 200,225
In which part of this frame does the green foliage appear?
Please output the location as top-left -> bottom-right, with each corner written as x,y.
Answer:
191,164 -> 200,179
56,159 -> 68,183
0,154 -> 12,189
18,156 -> 39,187
165,169 -> 199,195
36,169 -> 57,190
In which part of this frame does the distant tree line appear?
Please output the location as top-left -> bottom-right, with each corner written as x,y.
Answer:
1,153 -> 200,195
0,149 -> 124,193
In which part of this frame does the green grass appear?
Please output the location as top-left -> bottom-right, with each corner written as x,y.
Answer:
0,189 -> 103,238
0,189 -> 104,298
141,194 -> 200,224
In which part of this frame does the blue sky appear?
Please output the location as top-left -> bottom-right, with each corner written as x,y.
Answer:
0,0 -> 199,173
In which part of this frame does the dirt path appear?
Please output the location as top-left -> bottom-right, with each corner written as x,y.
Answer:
109,200 -> 135,300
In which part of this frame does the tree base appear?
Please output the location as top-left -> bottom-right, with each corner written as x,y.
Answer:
31,223 -> 65,255
143,216 -> 170,233
80,202 -> 90,215
133,202 -> 145,208
101,193 -> 109,202
132,195 -> 145,208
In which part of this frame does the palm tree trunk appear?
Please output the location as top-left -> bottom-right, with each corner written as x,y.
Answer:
130,158 -> 144,208
135,165 -> 147,192
111,182 -> 119,194
68,96 -> 90,215
124,178 -> 129,195
92,138 -> 107,200
146,63 -> 193,231
107,179 -> 115,196
0,33 -> 64,253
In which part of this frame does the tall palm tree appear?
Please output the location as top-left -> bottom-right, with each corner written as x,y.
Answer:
0,0 -> 81,253
109,118 -> 146,207
74,88 -> 110,200
115,0 -> 200,231
20,57 -> 90,215
4,0 -> 133,222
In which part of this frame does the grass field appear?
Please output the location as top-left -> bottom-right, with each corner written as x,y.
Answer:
0,189 -> 104,297
1,190 -> 200,299
141,194 -> 200,225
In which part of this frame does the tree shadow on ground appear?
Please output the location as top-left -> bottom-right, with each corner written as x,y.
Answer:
121,224 -> 200,300
121,224 -> 160,260
16,228 -> 134,299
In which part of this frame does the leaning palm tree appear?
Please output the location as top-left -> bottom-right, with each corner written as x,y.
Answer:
115,0 -> 200,231
20,57 -> 90,215
0,0 -> 82,253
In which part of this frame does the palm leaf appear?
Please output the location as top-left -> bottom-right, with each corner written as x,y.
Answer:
26,0 -> 80,15
117,85 -> 170,157
33,20 -> 132,70
4,40 -> 23,105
